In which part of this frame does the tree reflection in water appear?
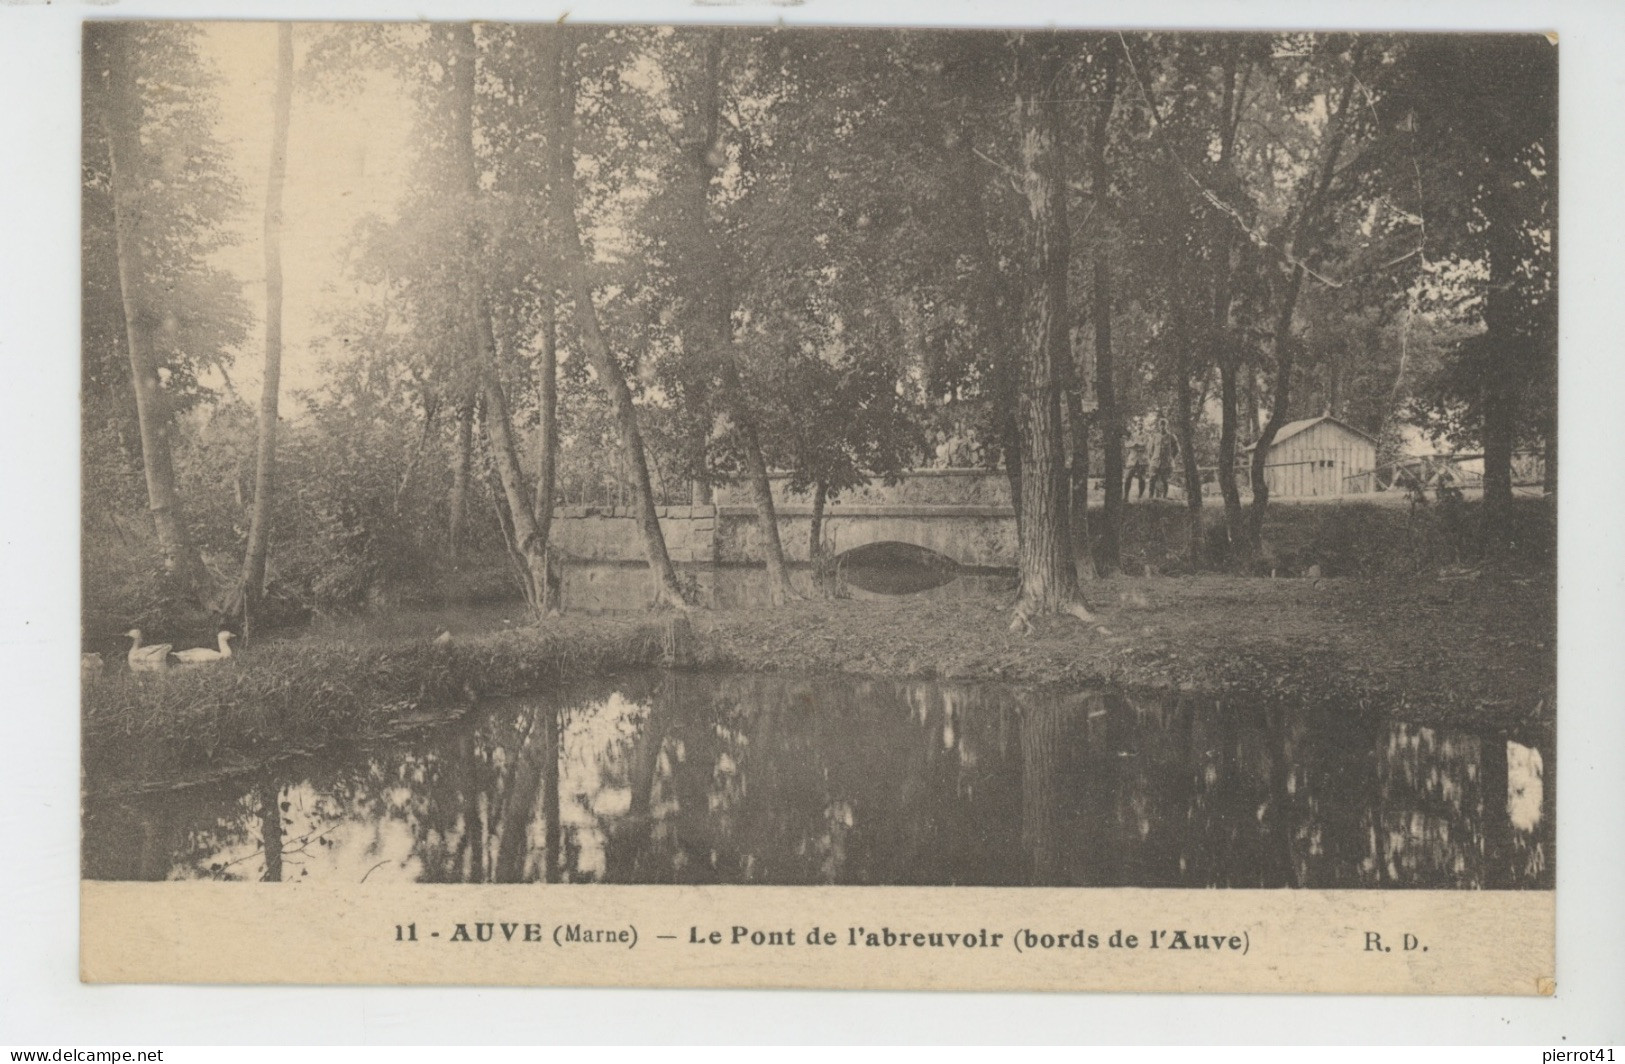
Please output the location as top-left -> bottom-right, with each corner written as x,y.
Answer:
83,672 -> 1552,889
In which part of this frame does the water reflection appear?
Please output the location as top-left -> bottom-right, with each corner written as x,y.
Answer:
83,673 -> 1552,888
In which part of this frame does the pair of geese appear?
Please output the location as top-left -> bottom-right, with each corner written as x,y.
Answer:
124,628 -> 236,672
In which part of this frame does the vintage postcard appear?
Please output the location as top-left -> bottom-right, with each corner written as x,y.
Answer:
79,19 -> 1556,993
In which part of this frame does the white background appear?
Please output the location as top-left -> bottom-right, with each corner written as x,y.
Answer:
2,0 -> 1622,1045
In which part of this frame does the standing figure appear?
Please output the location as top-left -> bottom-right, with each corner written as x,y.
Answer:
1123,434 -> 1149,501
1148,416 -> 1178,499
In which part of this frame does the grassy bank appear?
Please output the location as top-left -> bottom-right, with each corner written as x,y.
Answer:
85,499 -> 1555,794
83,617 -> 668,794
698,568 -> 1555,739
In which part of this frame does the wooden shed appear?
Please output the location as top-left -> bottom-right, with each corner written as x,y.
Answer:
1246,415 -> 1376,498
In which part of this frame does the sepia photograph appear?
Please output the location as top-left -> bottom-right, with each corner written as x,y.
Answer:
73,15 -> 1561,992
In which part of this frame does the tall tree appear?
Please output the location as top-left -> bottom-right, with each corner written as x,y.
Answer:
549,26 -> 688,608
531,299 -> 560,612
1010,34 -> 1094,629
677,29 -> 795,604
1246,42 -> 1367,554
1209,40 -> 1253,558
1385,36 -> 1557,551
1086,42 -> 1123,575
236,24 -> 295,632
86,24 -> 219,605
449,24 -> 553,613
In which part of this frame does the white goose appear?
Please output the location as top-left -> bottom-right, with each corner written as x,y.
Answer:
171,630 -> 236,665
125,629 -> 172,672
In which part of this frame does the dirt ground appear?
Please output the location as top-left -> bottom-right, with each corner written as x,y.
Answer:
695,569 -> 1556,738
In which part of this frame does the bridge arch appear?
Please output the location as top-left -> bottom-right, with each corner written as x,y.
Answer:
829,540 -> 962,595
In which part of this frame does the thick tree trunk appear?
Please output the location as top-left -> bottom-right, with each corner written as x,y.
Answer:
549,29 -> 686,607
238,24 -> 294,635
1011,36 -> 1092,628
451,25 -> 550,613
99,32 -> 208,602
1089,45 -> 1121,577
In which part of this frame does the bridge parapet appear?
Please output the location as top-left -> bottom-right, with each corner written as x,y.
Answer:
712,468 -> 1012,509
554,470 -> 1020,570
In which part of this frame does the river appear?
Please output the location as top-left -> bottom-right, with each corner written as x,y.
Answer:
83,670 -> 1551,888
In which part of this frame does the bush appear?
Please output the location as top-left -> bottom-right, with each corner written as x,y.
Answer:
1111,496 -> 1553,577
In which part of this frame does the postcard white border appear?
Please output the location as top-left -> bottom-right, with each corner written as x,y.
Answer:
3,0 -> 1623,1044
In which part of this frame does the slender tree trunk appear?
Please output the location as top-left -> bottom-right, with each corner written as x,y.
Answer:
548,28 -> 686,608
1011,35 -> 1092,628
99,31 -> 207,602
1245,363 -> 1262,435
1210,42 -> 1246,565
1248,267 -> 1306,552
688,31 -> 793,605
721,363 -> 794,603
1480,177 -> 1521,552
1092,250 -> 1121,575
808,479 -> 828,565
1061,347 -> 1091,579
451,25 -> 550,612
1217,356 -> 1245,558
533,298 -> 560,611
238,24 -> 294,635
1172,330 -> 1204,565
394,396 -> 439,514
477,330 -> 549,610
448,387 -> 475,565
1247,58 -> 1363,555
1089,44 -> 1121,577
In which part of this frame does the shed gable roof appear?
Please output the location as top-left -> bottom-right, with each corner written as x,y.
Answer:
1247,414 -> 1377,452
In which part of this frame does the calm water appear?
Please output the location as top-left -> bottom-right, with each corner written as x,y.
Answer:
83,672 -> 1551,888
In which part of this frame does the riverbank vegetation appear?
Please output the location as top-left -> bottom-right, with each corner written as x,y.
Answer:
85,26 -> 1553,636
83,26 -> 1556,794
84,499 -> 1554,795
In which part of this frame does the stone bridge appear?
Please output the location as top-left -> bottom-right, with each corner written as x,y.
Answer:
550,469 -> 1018,570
